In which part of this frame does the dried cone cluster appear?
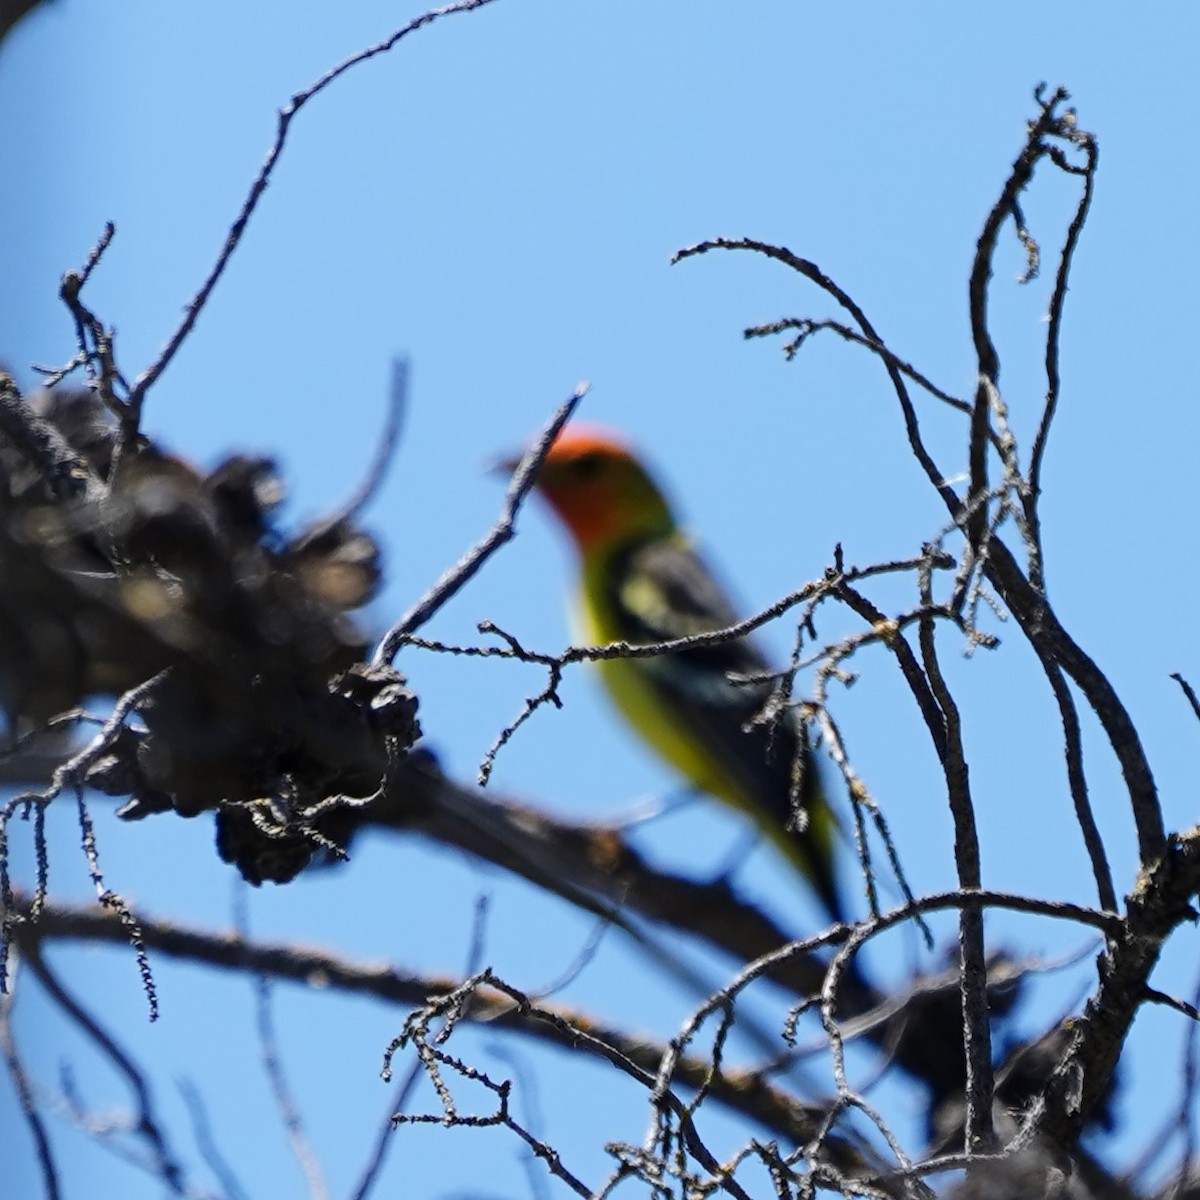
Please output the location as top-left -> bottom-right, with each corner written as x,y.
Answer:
0,384 -> 420,883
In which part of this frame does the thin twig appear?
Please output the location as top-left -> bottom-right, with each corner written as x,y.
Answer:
374,384 -> 586,663
917,560 -> 994,1153
673,236 -> 961,519
23,947 -> 188,1194
253,973 -> 329,1199
301,356 -> 409,539
744,316 -> 968,413
1042,660 -> 1117,913
127,0 -> 501,415
1171,673 -> 1200,723
1028,116 -> 1097,543
178,1081 -> 254,1200
0,959 -> 62,1200
1,671 -> 170,999
0,372 -> 102,503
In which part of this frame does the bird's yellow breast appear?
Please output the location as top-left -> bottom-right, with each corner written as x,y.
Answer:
573,566 -> 743,808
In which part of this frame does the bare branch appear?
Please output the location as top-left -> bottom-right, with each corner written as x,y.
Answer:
0,960 -> 61,1200
2,671 -> 170,999
22,948 -> 188,1194
290,355 -> 409,554
37,224 -> 128,404
127,0 -> 502,414
253,973 -> 329,1200
178,1081 -> 253,1200
374,384 -> 587,662
13,899 -> 858,1154
673,236 -> 960,519
744,316 -> 968,414
1171,673 -> 1200,723
1042,660 -> 1118,913
0,373 -> 102,503
1028,116 -> 1098,528
917,560 -> 994,1152
1025,825 -> 1200,1149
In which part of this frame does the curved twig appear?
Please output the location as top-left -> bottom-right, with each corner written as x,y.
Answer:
373,384 -> 586,663
127,0 -> 501,417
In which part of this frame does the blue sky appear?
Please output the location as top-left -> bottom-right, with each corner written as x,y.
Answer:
3,2 -> 1199,1196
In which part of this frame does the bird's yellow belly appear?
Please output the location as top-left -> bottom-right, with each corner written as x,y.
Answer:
574,590 -> 741,807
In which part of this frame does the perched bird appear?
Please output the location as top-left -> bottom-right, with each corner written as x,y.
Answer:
520,425 -> 845,923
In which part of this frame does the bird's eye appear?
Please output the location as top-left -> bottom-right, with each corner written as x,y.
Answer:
571,451 -> 605,478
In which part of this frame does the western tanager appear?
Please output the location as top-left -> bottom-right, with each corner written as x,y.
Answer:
523,425 -> 844,923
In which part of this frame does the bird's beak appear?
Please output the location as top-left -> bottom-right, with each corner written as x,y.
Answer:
487,451 -> 523,479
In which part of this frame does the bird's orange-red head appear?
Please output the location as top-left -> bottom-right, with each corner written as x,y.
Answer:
519,425 -> 675,554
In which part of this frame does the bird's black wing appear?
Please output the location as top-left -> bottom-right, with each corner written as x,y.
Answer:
603,536 -> 842,920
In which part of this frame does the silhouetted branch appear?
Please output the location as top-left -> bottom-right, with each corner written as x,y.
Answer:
22,947 -> 188,1194
0,961 -> 61,1200
10,895 -> 875,1166
375,384 -> 587,660
127,0 -> 502,416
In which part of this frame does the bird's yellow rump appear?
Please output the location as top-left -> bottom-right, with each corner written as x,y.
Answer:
522,425 -> 844,923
